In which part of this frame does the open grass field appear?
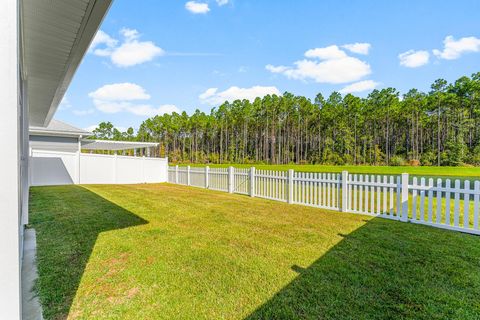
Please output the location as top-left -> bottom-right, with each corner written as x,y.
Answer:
30,184 -> 480,319
184,164 -> 480,179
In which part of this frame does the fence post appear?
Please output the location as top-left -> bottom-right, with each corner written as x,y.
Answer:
113,152 -> 118,184
341,171 -> 349,212
288,169 -> 294,204
205,166 -> 209,189
401,173 -> 409,221
175,165 -> 179,184
228,166 -> 234,193
249,167 -> 255,197
187,165 -> 191,186
142,155 -> 146,183
76,136 -> 81,184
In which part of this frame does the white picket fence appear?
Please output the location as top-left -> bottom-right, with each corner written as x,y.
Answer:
168,166 -> 480,235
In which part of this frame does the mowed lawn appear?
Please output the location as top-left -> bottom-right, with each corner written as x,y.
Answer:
30,184 -> 480,319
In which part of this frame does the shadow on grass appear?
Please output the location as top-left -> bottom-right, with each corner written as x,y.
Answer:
245,218 -> 480,320
29,186 -> 148,320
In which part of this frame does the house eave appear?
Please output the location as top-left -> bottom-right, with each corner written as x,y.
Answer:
23,0 -> 113,127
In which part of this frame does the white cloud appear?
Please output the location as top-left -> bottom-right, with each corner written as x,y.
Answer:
238,66 -> 247,73
398,50 -> 430,68
120,28 -> 139,42
89,83 -> 179,117
58,95 -> 72,110
89,30 -> 118,53
111,40 -> 164,67
126,104 -> 180,117
72,109 -> 95,116
339,80 -> 379,94
266,44 -> 372,84
433,35 -> 480,60
84,125 -> 99,132
92,101 -> 180,117
185,1 -> 210,14
89,28 -> 164,67
265,64 -> 290,73
216,0 -> 229,5
305,45 -> 347,60
89,83 -> 150,101
342,43 -> 371,55
199,86 -> 281,105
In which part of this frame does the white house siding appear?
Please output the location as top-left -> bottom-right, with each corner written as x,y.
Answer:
0,0 -> 23,318
30,135 -> 80,153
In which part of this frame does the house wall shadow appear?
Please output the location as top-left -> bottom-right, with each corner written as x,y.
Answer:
31,157 -> 75,186
29,186 -> 148,320
245,218 -> 480,320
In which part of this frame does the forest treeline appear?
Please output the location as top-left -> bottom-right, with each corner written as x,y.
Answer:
92,72 -> 480,166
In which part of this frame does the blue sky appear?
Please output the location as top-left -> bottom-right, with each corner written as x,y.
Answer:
56,0 -> 480,131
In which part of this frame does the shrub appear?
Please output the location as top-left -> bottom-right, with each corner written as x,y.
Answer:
467,145 -> 480,166
389,156 -> 405,166
420,151 -> 436,166
409,159 -> 420,166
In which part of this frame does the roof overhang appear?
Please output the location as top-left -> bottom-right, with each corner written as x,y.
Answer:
81,140 -> 159,151
29,129 -> 92,139
22,0 -> 113,126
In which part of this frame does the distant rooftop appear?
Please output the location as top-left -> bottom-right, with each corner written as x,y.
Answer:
29,119 -> 92,137
81,140 -> 159,151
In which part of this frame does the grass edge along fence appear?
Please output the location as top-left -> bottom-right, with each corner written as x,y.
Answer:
168,166 -> 480,236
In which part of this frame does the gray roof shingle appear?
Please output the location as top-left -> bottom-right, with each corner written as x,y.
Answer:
30,119 -> 92,137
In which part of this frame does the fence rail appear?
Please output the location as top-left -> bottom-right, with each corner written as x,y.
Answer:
168,166 -> 480,235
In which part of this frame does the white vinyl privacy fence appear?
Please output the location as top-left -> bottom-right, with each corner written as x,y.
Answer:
30,149 -> 168,186
169,166 -> 480,235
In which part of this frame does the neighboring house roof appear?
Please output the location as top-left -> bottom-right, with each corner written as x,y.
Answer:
81,140 -> 159,151
23,0 -> 113,126
29,120 -> 158,151
29,119 -> 93,138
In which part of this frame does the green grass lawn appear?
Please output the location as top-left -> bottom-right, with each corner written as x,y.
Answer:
30,184 -> 480,319
183,163 -> 480,178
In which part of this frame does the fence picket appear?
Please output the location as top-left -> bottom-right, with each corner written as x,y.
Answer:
365,174 -> 370,214
474,181 -> 479,230
427,178 -> 434,223
326,173 -> 330,208
370,175 -> 374,213
359,175 -> 364,212
420,178 -> 426,222
347,174 -> 351,211
396,176 -> 401,218
374,175 -> 378,214
445,179 -> 451,226
382,175 -> 387,215
353,175 -> 358,212
454,180 -> 461,227
436,179 -> 442,224
389,176 -> 394,217
412,177 -> 418,220
464,180 -> 470,229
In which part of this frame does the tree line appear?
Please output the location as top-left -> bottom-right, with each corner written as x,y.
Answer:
92,72 -> 480,166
